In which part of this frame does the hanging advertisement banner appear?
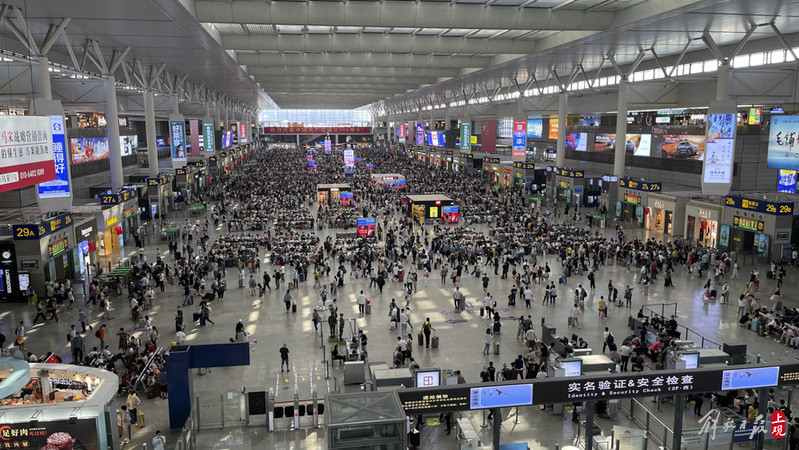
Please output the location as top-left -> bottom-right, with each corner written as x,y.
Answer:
399,123 -> 406,142
203,122 -> 215,153
324,137 -> 332,154
343,149 -> 355,166
189,119 -> 200,157
482,119 -> 497,153
416,123 -> 424,146
460,122 -> 471,151
0,116 -> 55,193
239,122 -> 248,144
702,101 -> 736,196
512,120 -> 526,157
170,120 -> 186,161
38,115 -> 70,198
767,115 -> 799,170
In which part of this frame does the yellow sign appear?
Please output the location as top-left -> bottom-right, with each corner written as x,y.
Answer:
106,216 -> 118,227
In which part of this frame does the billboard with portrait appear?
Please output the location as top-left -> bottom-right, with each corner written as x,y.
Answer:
70,137 -> 109,164
119,135 -> 137,157
170,120 -> 186,161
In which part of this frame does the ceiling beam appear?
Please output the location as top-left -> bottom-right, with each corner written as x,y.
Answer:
221,34 -> 535,55
255,75 -> 436,85
246,66 -> 460,78
236,52 -> 490,69
196,0 -> 614,31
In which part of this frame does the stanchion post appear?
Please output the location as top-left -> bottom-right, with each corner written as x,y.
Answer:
585,401 -> 595,450
492,408 -> 501,450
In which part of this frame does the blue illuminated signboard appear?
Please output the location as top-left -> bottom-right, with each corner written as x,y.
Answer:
721,367 -> 780,390
470,384 -> 532,409
38,115 -> 70,198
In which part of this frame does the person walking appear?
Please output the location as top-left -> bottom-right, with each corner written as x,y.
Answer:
78,309 -> 92,332
624,286 -> 633,308
126,392 -> 141,426
569,306 -> 581,328
357,291 -> 367,314
312,309 -> 320,332
283,290 -> 292,313
422,318 -> 435,348
121,405 -> 133,443
453,287 -> 462,310
483,328 -> 492,355
280,343 -> 290,372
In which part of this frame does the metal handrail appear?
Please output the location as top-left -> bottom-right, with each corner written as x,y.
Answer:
642,303 -> 722,349
620,397 -> 674,450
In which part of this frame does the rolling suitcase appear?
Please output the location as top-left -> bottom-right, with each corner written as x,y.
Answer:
431,332 -> 439,349
106,308 -> 116,319
409,430 -> 421,447
137,410 -> 145,427
493,341 -> 500,355
418,332 -> 423,346
365,303 -> 371,314
291,302 -> 297,313
480,307 -> 485,317
710,289 -> 717,298
398,271 -> 404,282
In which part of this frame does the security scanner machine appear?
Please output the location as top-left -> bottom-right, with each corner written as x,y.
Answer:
325,391 -> 408,449
576,354 -> 615,374
372,368 -> 413,391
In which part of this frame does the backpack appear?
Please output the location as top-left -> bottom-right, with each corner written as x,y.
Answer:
606,333 -> 615,345
95,330 -> 101,339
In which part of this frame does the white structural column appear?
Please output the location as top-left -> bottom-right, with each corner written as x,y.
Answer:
555,93 -> 568,168
34,57 -> 52,100
613,79 -> 629,178
224,108 -> 230,130
144,91 -> 159,178
105,75 -> 124,190
214,106 -> 221,132
716,62 -> 732,101
444,106 -> 451,131
171,94 -> 180,115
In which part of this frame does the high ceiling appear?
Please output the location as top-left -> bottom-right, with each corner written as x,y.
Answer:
192,0 -> 799,111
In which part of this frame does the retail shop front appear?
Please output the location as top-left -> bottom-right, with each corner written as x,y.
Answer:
100,188 -> 138,248
174,166 -> 195,206
616,178 -> 663,228
13,213 -> 74,291
511,162 -> 535,190
645,193 -> 685,237
482,156 -> 513,187
551,167 -> 586,207
146,173 -> 173,219
0,358 -> 120,450
404,194 -> 455,222
721,195 -> 794,261
684,200 -> 722,248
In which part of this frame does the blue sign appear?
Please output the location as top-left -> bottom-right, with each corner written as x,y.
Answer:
470,384 -> 532,409
619,178 -> 662,192
357,218 -> 375,226
724,195 -> 793,215
526,119 -> 543,139
38,115 -> 70,198
443,206 -> 458,213
13,212 -> 73,240
721,367 -> 780,390
777,170 -> 797,194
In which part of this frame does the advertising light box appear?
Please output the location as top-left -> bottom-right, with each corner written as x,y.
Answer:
527,118 -> 543,139
565,132 -> 587,151
171,120 -> 186,161
768,115 -> 799,170
655,134 -> 705,160
356,218 -> 376,237
38,115 -> 69,199
70,137 -> 109,164
442,205 -> 459,223
778,170 -> 797,194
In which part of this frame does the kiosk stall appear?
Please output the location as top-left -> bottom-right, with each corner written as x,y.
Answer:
370,173 -> 406,187
13,212 -> 74,294
0,358 -> 120,450
404,195 -> 455,222
317,183 -> 353,207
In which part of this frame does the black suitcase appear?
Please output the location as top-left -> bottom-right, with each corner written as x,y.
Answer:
480,307 -> 485,317
409,430 -> 420,447
193,312 -> 201,321
292,303 -> 297,313
710,289 -> 717,298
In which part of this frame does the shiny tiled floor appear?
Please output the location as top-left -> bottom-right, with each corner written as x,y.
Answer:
1,209 -> 795,449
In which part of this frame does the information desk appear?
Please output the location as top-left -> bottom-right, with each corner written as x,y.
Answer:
396,363 -> 799,414
0,359 -> 120,449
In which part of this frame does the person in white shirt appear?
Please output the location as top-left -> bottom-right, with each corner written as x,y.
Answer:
357,291 -> 367,314
484,294 -> 494,318
175,327 -> 186,345
152,430 -> 166,450
569,306 -> 581,328
523,288 -> 533,308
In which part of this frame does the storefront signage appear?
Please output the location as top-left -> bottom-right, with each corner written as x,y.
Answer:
49,377 -> 89,390
624,194 -> 642,204
697,208 -> 713,219
20,259 -> 38,270
99,188 -> 136,205
619,178 -> 662,192
105,216 -> 118,227
553,168 -> 584,178
513,162 -> 535,170
0,419 -> 99,449
37,115 -> 70,199
263,126 -> 371,134
123,206 -> 134,218
651,200 -> 665,209
733,216 -> 765,232
175,168 -> 188,175
602,175 -> 618,182
777,231 -> 790,241
483,156 -> 500,164
0,116 -> 57,193
724,195 -> 793,215
12,212 -> 72,241
503,168 -> 512,174
48,238 -> 69,257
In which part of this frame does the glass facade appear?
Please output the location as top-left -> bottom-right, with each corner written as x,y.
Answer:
260,109 -> 372,127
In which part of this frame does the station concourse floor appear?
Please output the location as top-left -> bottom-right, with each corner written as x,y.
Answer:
1,208 -> 795,449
